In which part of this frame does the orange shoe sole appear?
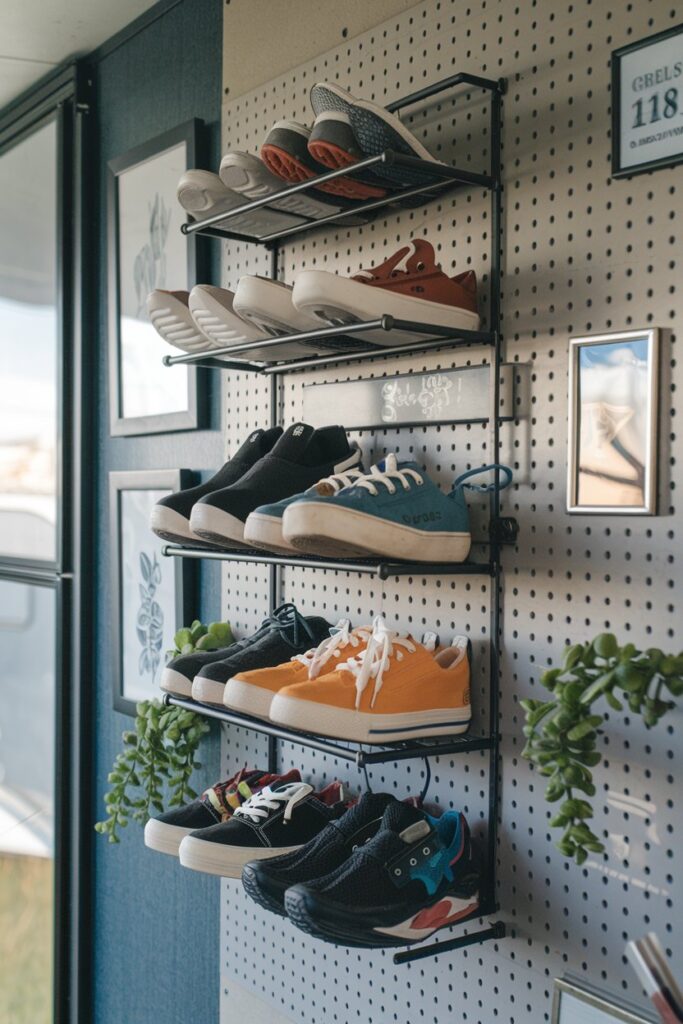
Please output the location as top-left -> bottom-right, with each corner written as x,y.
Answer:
261,143 -> 386,201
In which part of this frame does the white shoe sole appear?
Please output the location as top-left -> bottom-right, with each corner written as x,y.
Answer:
234,276 -> 334,350
243,511 -> 297,555
219,150 -> 345,222
292,270 -> 481,344
282,501 -> 471,563
159,667 -> 194,699
150,505 -> 206,546
144,818 -> 195,857
374,894 -> 480,941
178,169 -> 302,237
191,675 -> 229,707
146,290 -> 217,353
269,693 -> 471,743
190,503 -> 248,547
223,677 -> 275,719
178,834 -> 301,877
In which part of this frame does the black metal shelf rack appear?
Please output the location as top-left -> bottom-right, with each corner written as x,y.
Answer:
161,71 -> 507,966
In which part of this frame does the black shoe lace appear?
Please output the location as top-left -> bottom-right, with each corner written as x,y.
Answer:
260,602 -> 318,650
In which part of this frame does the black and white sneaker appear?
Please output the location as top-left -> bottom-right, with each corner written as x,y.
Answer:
191,602 -> 332,707
178,779 -> 348,877
189,422 -> 361,548
149,427 -> 282,546
242,791 -> 396,916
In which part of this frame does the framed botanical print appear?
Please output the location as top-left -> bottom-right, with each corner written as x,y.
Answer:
110,470 -> 194,714
107,120 -> 207,436
567,329 -> 660,515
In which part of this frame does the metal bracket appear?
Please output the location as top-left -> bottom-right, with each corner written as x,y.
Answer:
393,920 -> 506,965
489,517 -> 519,545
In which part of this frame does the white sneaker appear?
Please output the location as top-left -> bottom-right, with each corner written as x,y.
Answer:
146,289 -> 217,353
234,276 -> 336,351
177,168 -> 303,237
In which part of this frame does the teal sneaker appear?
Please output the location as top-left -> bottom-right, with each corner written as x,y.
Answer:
281,454 -> 512,562
243,464 -> 365,555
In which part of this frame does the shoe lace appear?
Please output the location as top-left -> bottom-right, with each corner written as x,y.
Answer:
260,602 -> 317,649
293,619 -> 373,679
233,782 -> 313,824
352,454 -> 423,496
311,467 -> 365,496
339,615 -> 416,709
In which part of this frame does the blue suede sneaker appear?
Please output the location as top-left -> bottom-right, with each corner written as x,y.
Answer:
243,463 -> 365,556
281,454 -> 512,562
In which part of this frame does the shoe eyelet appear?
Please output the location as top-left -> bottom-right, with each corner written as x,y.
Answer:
416,261 -> 425,271
422,847 -> 431,855
409,857 -> 417,866
394,868 -> 402,876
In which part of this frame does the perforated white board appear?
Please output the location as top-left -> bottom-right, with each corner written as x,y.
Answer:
217,3 -> 682,1022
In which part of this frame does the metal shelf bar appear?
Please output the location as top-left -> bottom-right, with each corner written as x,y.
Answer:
393,920 -> 506,964
387,71 -> 504,112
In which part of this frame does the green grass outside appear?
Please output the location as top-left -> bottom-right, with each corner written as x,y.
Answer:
0,854 -> 53,1024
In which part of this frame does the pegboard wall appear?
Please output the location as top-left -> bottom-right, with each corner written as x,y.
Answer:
215,2 -> 682,1022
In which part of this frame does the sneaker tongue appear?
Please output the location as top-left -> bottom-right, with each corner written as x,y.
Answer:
271,422 -> 315,461
233,426 -> 281,463
336,792 -> 396,835
382,799 -> 431,842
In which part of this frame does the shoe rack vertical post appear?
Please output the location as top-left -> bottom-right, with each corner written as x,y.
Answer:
267,242 -> 281,774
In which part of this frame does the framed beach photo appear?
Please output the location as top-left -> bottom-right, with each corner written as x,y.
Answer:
107,120 -> 207,436
567,329 -> 659,515
552,979 -> 656,1024
109,470 -> 194,714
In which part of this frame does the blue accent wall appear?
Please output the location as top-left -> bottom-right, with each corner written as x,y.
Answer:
91,3 -> 224,1021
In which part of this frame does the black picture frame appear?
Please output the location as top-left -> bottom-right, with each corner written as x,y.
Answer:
109,469 -> 194,715
611,23 -> 683,178
107,119 -> 208,436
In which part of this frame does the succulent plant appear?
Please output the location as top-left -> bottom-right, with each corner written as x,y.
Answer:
167,619 -> 235,659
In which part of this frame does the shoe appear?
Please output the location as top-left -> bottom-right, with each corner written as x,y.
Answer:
190,422 -> 361,548
292,239 -> 480,345
191,602 -> 332,707
283,455 -> 512,563
242,791 -> 396,916
223,619 -> 372,719
309,82 -> 448,190
243,465 -> 365,555
143,767 -> 296,856
176,168 -> 303,237
284,800 -> 480,948
145,289 -> 217,354
150,427 -> 282,547
232,276 -> 338,348
270,616 -> 471,743
178,778 -> 348,877
261,121 -> 387,201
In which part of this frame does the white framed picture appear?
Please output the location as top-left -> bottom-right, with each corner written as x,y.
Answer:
553,979 -> 657,1024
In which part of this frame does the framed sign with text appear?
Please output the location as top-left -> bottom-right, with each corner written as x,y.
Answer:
612,23 -> 683,177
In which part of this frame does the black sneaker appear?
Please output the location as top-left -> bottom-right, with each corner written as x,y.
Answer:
160,614 -> 274,698
284,801 -> 480,948
149,426 -> 282,546
178,778 -> 348,877
143,767 -> 299,857
242,791 -> 396,916
191,603 -> 332,707
189,422 -> 361,547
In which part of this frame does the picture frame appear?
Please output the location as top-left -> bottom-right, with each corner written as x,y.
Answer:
552,978 -> 657,1024
107,119 -> 208,436
109,470 -> 194,715
611,23 -> 683,178
567,328 -> 659,515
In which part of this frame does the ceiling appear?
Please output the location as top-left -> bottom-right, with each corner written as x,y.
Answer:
0,0 -> 159,110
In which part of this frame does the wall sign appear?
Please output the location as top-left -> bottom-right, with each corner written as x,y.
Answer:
612,24 -> 683,177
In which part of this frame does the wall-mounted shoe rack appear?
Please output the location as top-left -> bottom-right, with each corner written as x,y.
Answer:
161,71 -> 510,965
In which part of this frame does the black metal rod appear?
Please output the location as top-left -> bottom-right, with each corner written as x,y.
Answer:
393,921 -> 506,965
386,71 -> 503,113
358,735 -> 493,765
162,352 -> 266,371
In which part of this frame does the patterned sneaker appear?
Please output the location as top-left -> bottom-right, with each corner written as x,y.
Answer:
269,616 -> 471,743
178,779 -> 348,877
242,791 -> 396,916
285,800 -> 480,948
143,767 -> 298,856
222,619 -> 372,719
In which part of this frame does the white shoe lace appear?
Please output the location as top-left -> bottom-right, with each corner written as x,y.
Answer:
339,615 -> 417,709
233,782 -> 313,824
293,619 -> 373,679
310,466 -> 365,495
353,453 -> 423,496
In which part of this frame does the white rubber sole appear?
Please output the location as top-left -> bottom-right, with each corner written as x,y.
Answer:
178,834 -> 301,877
219,150 -> 344,221
150,505 -> 206,546
292,270 -> 481,345
190,503 -> 248,548
243,511 -> 297,555
282,501 -> 472,563
177,168 -> 302,236
144,818 -> 195,857
159,667 -> 194,699
146,290 -> 216,353
223,677 -> 275,719
234,275 -> 333,350
191,675 -> 228,707
374,894 -> 480,941
269,693 -> 471,743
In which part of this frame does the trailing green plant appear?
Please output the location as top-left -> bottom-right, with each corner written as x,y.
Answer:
168,618 -> 235,659
522,633 -> 682,865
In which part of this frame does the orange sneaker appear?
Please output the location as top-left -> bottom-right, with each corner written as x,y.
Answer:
269,617 -> 471,743
223,619 -> 372,719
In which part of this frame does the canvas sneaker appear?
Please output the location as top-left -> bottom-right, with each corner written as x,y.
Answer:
242,791 -> 396,916
192,602 -> 332,707
269,616 -> 471,743
176,167 -> 303,236
223,619 -> 372,719
150,427 -> 282,547
146,289 -> 218,354
190,422 -> 361,548
243,465 -> 365,555
285,799 -> 480,948
282,454 -> 512,564
178,778 -> 348,877
143,767 -> 299,857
